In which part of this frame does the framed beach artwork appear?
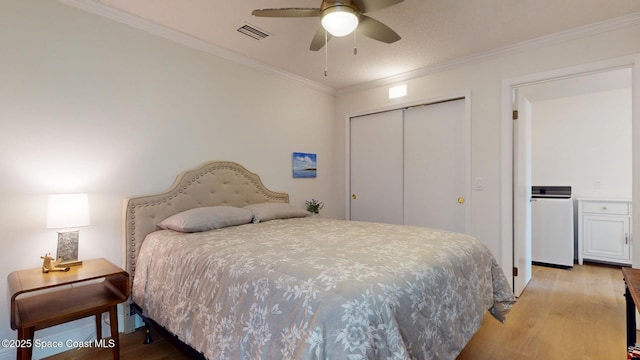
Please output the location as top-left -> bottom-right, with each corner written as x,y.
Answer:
292,152 -> 317,178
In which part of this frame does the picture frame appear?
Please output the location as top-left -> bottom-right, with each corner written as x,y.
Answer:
292,152 -> 317,178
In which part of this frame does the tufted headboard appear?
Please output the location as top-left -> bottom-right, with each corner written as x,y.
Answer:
122,161 -> 289,281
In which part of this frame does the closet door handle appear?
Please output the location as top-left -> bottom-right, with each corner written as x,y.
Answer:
352,194 -> 357,200
626,233 -> 629,245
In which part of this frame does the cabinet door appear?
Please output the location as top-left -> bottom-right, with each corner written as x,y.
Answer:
350,110 -> 404,224
582,215 -> 630,263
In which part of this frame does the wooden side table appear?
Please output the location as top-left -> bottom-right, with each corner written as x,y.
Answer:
7,258 -> 130,360
622,267 -> 640,348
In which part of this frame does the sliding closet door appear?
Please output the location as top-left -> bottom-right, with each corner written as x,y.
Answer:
350,110 -> 404,224
404,99 -> 467,233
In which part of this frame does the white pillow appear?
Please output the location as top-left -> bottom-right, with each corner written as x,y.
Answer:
157,206 -> 254,232
243,202 -> 310,223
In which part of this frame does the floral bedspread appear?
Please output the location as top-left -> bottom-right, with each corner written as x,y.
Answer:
132,218 -> 514,360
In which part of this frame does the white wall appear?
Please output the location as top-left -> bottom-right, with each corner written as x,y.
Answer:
531,88 -> 632,199
335,22 -> 640,272
2,0 -> 639,357
0,1 -> 336,357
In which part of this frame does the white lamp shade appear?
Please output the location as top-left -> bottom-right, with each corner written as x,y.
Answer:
46,193 -> 90,229
321,7 -> 359,37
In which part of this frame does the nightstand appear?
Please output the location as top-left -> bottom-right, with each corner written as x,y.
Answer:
7,258 -> 130,360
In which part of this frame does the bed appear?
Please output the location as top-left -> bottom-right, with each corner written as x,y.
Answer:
123,161 -> 515,360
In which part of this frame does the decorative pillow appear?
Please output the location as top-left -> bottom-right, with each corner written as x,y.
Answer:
157,206 -> 254,232
243,202 -> 310,223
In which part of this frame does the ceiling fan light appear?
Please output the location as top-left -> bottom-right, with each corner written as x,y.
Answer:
321,6 -> 359,37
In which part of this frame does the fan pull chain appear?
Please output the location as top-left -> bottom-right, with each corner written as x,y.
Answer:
353,30 -> 358,55
324,30 -> 328,77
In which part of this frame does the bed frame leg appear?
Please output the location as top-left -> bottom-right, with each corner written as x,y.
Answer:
143,319 -> 153,344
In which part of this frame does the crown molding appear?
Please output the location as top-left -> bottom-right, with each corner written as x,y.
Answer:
58,1 -> 640,97
58,0 -> 336,96
337,12 -> 640,95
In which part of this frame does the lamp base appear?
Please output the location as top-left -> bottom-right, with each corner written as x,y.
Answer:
58,260 -> 83,267
56,230 -> 80,266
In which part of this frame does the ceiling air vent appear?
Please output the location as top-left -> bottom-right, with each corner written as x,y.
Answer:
237,24 -> 270,40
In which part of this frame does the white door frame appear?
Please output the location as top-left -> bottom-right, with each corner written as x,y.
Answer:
344,91 -> 472,234
501,54 -> 640,291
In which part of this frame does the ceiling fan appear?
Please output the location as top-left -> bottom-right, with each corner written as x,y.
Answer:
252,0 -> 403,51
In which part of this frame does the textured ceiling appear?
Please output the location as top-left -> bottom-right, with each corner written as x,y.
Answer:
81,0 -> 640,91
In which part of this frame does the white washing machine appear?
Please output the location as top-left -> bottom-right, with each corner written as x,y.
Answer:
531,186 -> 574,268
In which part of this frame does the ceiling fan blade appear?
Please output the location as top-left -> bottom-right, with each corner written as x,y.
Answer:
252,8 -> 320,18
352,0 -> 403,13
310,27 -> 332,51
357,15 -> 401,43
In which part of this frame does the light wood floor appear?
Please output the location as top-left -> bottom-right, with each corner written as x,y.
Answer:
44,326 -> 189,360
46,263 -> 628,360
458,263 -> 627,360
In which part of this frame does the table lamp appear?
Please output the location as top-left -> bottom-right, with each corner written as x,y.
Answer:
46,193 -> 90,267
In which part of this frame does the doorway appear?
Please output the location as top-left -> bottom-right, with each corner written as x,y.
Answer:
503,56 -> 638,296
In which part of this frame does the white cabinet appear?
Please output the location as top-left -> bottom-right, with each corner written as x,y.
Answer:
578,199 -> 632,265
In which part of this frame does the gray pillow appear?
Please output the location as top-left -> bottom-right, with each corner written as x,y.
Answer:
157,206 -> 254,232
244,203 -> 310,223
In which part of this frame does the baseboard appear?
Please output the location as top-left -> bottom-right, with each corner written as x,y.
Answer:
0,347 -> 14,360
